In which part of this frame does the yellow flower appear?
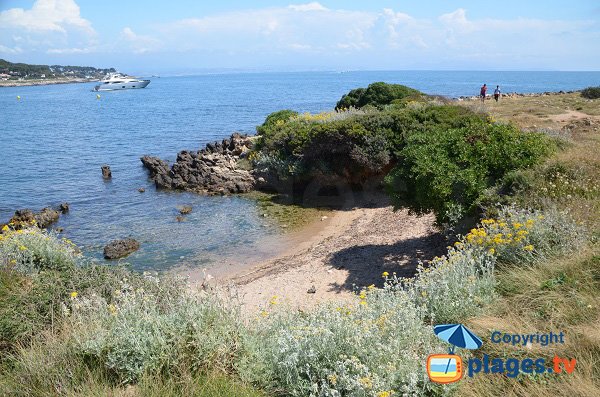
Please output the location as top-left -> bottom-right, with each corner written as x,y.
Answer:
359,377 -> 373,389
523,245 -> 534,251
513,222 -> 523,229
18,245 -> 27,251
359,300 -> 367,306
377,391 -> 394,397
526,219 -> 535,228
488,248 -> 495,255
260,310 -> 269,317
269,296 -> 278,305
499,222 -> 507,228
108,304 -> 117,315
382,271 -> 389,277
70,291 -> 78,299
367,284 -> 375,290
327,374 -> 338,385
1,225 -> 9,232
359,292 -> 367,300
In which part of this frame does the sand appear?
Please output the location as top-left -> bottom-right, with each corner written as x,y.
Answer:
215,193 -> 446,313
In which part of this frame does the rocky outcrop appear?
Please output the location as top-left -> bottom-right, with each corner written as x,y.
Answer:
141,133 -> 256,195
4,207 -> 61,229
103,238 -> 140,259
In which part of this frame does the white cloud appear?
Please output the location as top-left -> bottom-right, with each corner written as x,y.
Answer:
121,27 -> 162,54
0,0 -> 96,57
0,44 -> 23,54
0,0 -> 94,34
288,2 -> 328,12
46,47 -> 91,54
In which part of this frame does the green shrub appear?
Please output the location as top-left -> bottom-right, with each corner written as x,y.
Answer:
0,226 -> 79,273
581,86 -> 600,99
255,104 -> 487,185
335,82 -> 424,110
385,122 -> 552,224
240,291 -> 444,396
71,285 -> 245,383
256,109 -> 298,135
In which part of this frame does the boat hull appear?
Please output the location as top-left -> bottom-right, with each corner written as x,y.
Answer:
94,80 -> 150,91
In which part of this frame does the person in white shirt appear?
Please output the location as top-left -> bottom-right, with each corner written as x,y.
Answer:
494,86 -> 501,102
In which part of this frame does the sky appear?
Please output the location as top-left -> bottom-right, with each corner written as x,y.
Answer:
0,0 -> 599,74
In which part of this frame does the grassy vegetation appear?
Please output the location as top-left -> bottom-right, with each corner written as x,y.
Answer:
456,93 -> 600,396
1,86 -> 597,396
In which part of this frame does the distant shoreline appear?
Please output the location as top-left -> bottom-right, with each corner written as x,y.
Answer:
0,78 -> 98,88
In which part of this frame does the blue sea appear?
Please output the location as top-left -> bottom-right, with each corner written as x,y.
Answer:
1,71 -> 599,272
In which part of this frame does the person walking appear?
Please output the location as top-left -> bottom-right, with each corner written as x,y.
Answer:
480,84 -> 487,103
494,85 -> 501,102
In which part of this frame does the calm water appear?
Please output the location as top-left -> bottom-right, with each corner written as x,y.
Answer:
1,71 -> 599,271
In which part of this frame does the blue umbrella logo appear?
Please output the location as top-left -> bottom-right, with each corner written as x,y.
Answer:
434,324 -> 483,353
427,324 -> 481,383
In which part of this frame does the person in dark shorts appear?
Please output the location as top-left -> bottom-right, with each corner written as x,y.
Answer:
494,85 -> 501,102
480,84 -> 487,102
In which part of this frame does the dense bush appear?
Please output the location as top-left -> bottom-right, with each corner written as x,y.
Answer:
256,109 -> 298,135
384,122 -> 553,224
581,86 -> 600,99
335,82 -> 424,110
255,104 -> 488,187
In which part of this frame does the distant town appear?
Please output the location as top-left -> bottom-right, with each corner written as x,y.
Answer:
0,58 -> 115,81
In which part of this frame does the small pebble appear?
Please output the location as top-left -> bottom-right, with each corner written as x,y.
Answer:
138,187 -> 145,193
307,285 -> 317,294
320,216 -> 328,221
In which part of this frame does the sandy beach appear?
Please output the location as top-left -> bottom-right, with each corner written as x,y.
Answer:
214,192 -> 446,313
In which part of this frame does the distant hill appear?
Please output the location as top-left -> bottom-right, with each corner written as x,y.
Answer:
0,59 -> 116,79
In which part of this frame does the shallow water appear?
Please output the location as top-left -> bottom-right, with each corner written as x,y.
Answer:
1,71 -> 599,271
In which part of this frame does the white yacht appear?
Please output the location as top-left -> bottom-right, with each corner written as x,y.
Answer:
94,73 -> 150,91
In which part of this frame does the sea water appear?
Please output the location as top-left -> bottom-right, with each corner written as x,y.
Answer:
1,71 -> 599,271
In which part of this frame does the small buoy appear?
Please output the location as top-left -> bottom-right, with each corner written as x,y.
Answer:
16,95 -> 20,100
96,94 -> 101,99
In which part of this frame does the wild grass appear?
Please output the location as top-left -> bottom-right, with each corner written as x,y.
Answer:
456,90 -> 600,397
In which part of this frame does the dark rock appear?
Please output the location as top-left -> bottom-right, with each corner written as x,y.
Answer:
36,207 -> 60,228
58,202 -> 70,213
307,285 -> 317,294
101,165 -> 112,179
176,215 -> 186,222
140,133 -> 256,195
178,205 -> 192,215
103,238 -> 140,259
55,227 -> 64,233
7,207 -> 60,229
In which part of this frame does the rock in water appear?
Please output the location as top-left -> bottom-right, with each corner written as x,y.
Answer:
6,207 -> 60,229
58,202 -> 70,213
36,207 -> 60,228
101,165 -> 112,179
140,133 -> 256,195
178,205 -> 192,215
103,238 -> 140,259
